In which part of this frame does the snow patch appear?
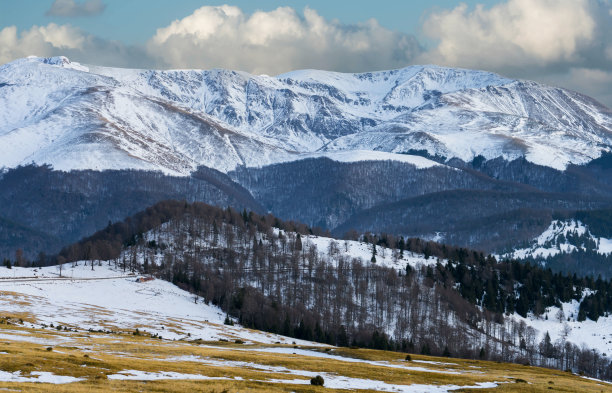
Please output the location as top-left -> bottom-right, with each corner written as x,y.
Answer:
0,370 -> 83,384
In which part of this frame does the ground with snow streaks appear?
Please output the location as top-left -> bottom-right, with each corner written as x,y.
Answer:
0,264 -> 610,391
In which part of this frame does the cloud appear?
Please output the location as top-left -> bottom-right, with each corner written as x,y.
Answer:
147,5 -> 421,74
538,67 -> 612,108
419,0 -> 596,71
0,24 -> 84,63
2,2 -> 612,108
0,24 -> 153,69
46,0 -> 106,18
415,0 -> 612,107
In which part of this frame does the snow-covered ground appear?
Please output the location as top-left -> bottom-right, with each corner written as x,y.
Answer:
0,370 -> 83,384
106,352 -> 499,392
0,262 -> 509,391
504,219 -> 612,259
300,232 -> 444,271
511,299 -> 612,357
0,263 -> 312,345
291,150 -> 444,169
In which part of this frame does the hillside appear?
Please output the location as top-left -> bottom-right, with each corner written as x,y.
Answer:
38,200 -> 612,382
0,262 -> 611,391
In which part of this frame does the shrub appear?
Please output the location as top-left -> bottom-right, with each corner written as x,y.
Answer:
310,375 -> 324,386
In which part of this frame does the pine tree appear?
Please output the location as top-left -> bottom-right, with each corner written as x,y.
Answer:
371,240 -> 377,263
337,325 -> 348,347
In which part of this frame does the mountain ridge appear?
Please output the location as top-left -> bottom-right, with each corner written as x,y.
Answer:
2,56 -> 612,175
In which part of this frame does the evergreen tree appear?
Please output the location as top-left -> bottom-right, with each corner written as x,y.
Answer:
371,240 -> 377,263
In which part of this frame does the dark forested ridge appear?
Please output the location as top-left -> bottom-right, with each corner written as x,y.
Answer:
230,156 -> 612,253
30,200 -> 612,381
0,165 -> 262,260
5,153 -> 612,278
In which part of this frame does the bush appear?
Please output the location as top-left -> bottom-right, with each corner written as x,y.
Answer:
310,375 -> 324,386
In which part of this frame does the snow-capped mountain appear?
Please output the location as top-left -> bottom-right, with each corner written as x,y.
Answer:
1,56 -> 612,175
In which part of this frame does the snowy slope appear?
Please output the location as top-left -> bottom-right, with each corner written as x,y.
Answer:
513,299 -> 612,359
0,263 -> 313,344
1,56 -> 612,174
504,220 -> 612,259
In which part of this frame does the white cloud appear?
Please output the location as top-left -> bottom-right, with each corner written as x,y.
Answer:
46,0 -> 106,18
0,24 -> 85,64
420,0 -> 596,70
148,5 -> 421,74
0,24 -> 153,69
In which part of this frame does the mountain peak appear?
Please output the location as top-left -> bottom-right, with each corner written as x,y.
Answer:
23,55 -> 90,72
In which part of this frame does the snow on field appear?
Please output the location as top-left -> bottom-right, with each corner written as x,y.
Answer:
108,354 -> 499,392
190,346 -> 467,375
265,376 -> 499,392
107,365 -> 499,392
0,264 -> 311,345
0,370 -> 83,384
107,370 -> 231,381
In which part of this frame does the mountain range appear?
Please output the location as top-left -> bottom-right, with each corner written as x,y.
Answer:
3,56 -> 612,274
2,56 -> 612,174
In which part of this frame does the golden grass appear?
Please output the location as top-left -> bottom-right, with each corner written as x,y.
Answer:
0,322 -> 610,392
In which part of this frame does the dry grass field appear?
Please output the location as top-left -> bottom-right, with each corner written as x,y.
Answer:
0,318 -> 610,392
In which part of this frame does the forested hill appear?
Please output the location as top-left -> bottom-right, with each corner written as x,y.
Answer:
31,200 -> 612,381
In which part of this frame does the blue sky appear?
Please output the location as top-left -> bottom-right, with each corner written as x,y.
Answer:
1,1 -> 499,44
2,0 -> 612,106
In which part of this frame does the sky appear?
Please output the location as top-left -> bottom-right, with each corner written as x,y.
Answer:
2,0 -> 612,107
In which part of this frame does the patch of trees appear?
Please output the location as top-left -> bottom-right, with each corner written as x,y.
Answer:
535,250 -> 612,279
335,189 -> 611,253
576,209 -> 612,238
57,200 -> 328,264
